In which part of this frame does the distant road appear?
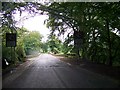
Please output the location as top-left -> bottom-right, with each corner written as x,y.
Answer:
3,54 -> 119,88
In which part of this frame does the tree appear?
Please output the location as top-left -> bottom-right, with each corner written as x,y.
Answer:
2,2 -> 120,66
23,31 -> 43,55
47,34 -> 62,54
44,2 -> 120,66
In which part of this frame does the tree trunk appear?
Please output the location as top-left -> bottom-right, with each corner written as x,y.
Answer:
73,30 -> 84,58
106,19 -> 112,66
73,30 -> 80,58
92,29 -> 98,63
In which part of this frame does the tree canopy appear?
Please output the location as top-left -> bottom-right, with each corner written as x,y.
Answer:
1,2 -> 120,66
38,2 -> 119,66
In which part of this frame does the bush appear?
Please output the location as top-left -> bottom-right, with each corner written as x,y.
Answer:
16,44 -> 26,62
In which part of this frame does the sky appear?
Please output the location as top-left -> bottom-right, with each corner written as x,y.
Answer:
22,15 -> 50,42
13,9 -> 72,43
14,10 -> 50,42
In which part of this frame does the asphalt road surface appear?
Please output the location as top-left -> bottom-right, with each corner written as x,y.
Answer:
3,54 -> 119,88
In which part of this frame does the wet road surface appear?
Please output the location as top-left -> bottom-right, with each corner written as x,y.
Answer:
3,54 -> 119,88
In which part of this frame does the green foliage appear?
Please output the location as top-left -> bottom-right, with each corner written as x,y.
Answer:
23,31 -> 42,55
16,38 -> 26,62
2,26 -> 18,64
46,34 -> 62,54
40,42 -> 49,53
2,25 -> 43,68
45,2 -> 120,66
2,2 -> 120,66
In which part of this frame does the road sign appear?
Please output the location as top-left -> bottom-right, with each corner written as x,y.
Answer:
74,30 -> 84,39
6,33 -> 17,47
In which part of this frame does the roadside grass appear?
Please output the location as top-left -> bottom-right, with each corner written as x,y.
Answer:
2,53 -> 40,76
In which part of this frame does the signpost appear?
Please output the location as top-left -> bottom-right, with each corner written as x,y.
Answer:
6,33 -> 17,64
6,33 -> 16,47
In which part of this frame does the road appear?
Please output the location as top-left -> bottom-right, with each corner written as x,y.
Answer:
2,54 -> 119,88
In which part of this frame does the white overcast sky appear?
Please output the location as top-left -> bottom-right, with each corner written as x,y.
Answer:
13,9 -> 72,43
13,10 -> 50,42
23,15 -> 50,42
